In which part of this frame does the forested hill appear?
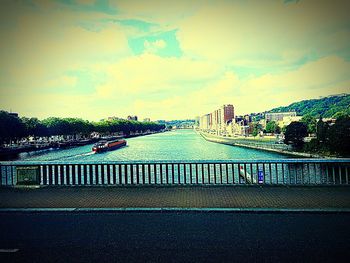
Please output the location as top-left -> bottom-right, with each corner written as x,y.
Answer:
268,94 -> 350,118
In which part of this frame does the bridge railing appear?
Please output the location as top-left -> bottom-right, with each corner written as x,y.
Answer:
1,159 -> 349,187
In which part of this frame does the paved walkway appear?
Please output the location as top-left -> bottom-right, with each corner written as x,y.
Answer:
1,185 -> 350,210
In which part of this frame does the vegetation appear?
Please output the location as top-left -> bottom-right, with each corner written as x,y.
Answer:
0,111 -> 165,145
284,122 -> 308,149
265,121 -> 281,134
268,94 -> 350,118
284,116 -> 350,157
252,123 -> 263,137
300,114 -> 317,134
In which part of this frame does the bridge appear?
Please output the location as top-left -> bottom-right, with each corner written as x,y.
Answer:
1,159 -> 350,262
1,159 -> 349,210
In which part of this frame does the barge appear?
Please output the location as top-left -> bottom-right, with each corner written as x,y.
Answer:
92,139 -> 127,153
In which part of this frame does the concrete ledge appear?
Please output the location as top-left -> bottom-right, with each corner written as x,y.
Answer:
1,207 -> 350,213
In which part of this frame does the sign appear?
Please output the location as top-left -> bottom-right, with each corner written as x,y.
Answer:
258,169 -> 264,184
16,166 -> 40,185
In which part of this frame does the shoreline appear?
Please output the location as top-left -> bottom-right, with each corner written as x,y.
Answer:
0,130 -> 166,161
199,131 -> 323,158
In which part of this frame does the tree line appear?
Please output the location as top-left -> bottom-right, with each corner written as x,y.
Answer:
284,116 -> 350,157
0,111 -> 165,144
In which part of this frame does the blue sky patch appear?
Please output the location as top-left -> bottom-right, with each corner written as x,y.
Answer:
128,29 -> 182,57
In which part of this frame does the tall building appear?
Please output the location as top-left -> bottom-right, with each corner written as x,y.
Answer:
220,104 -> 234,132
199,104 -> 235,134
221,104 -> 234,124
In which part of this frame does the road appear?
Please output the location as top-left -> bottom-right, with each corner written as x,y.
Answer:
1,211 -> 350,263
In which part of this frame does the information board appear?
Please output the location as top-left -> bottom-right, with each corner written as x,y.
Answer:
16,166 -> 40,185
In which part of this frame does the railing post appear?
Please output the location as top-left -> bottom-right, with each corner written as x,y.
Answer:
184,164 -> 187,184
213,163 -> 216,184
124,164 -> 127,185
250,163 -> 253,185
142,164 -> 145,185
166,164 -> 169,184
136,164 -> 139,185
160,164 -> 163,184
77,165 -> 82,185
202,163 -> 205,184
208,164 -> 211,184
226,163 -> 229,184
190,164 -> 193,184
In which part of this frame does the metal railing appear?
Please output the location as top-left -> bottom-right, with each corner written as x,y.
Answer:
1,159 -> 349,186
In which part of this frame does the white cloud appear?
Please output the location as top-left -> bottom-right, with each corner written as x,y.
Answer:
194,56 -> 350,116
176,0 -> 350,63
94,53 -> 221,97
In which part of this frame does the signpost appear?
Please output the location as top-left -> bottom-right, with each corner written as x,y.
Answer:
16,166 -> 40,185
258,168 -> 264,184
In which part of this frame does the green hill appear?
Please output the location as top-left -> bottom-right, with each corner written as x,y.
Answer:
268,94 -> 350,118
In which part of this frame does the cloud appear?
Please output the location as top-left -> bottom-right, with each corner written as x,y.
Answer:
194,56 -> 350,116
176,0 -> 350,64
94,53 -> 221,97
144,39 -> 167,53
1,0 -> 349,121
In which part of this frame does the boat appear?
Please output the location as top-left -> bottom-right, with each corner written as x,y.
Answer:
92,139 -> 127,153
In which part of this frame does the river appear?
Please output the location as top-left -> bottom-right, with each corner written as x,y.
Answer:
17,129 -> 291,161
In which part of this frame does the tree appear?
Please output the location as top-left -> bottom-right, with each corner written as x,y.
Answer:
0,111 -> 25,144
327,116 -> 350,156
265,121 -> 281,134
332,111 -> 349,119
21,117 -> 48,138
284,122 -> 308,149
252,123 -> 262,137
301,114 -> 317,134
316,118 -> 328,144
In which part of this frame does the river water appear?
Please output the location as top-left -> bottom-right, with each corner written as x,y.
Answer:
18,129 -> 290,161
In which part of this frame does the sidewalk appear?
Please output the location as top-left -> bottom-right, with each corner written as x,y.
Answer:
1,185 -> 350,211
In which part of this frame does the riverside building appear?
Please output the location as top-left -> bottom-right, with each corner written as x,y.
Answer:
200,104 -> 235,135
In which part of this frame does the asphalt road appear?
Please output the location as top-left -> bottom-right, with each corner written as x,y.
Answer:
1,211 -> 350,263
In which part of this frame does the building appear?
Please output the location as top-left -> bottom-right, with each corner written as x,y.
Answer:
127,115 -> 138,121
221,104 -> 234,123
194,116 -> 200,127
278,116 -> 302,127
107,116 -> 123,121
199,104 -> 235,134
220,104 -> 234,132
143,118 -> 151,122
200,114 -> 210,131
265,112 -> 297,123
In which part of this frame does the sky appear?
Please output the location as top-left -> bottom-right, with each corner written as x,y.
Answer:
0,0 -> 349,121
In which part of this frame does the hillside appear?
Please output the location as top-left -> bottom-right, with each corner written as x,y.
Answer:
268,94 -> 350,118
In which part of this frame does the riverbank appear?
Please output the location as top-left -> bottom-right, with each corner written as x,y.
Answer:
199,132 -> 323,158
0,130 -> 166,160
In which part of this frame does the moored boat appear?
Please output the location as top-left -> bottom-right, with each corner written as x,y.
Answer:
92,139 -> 127,153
